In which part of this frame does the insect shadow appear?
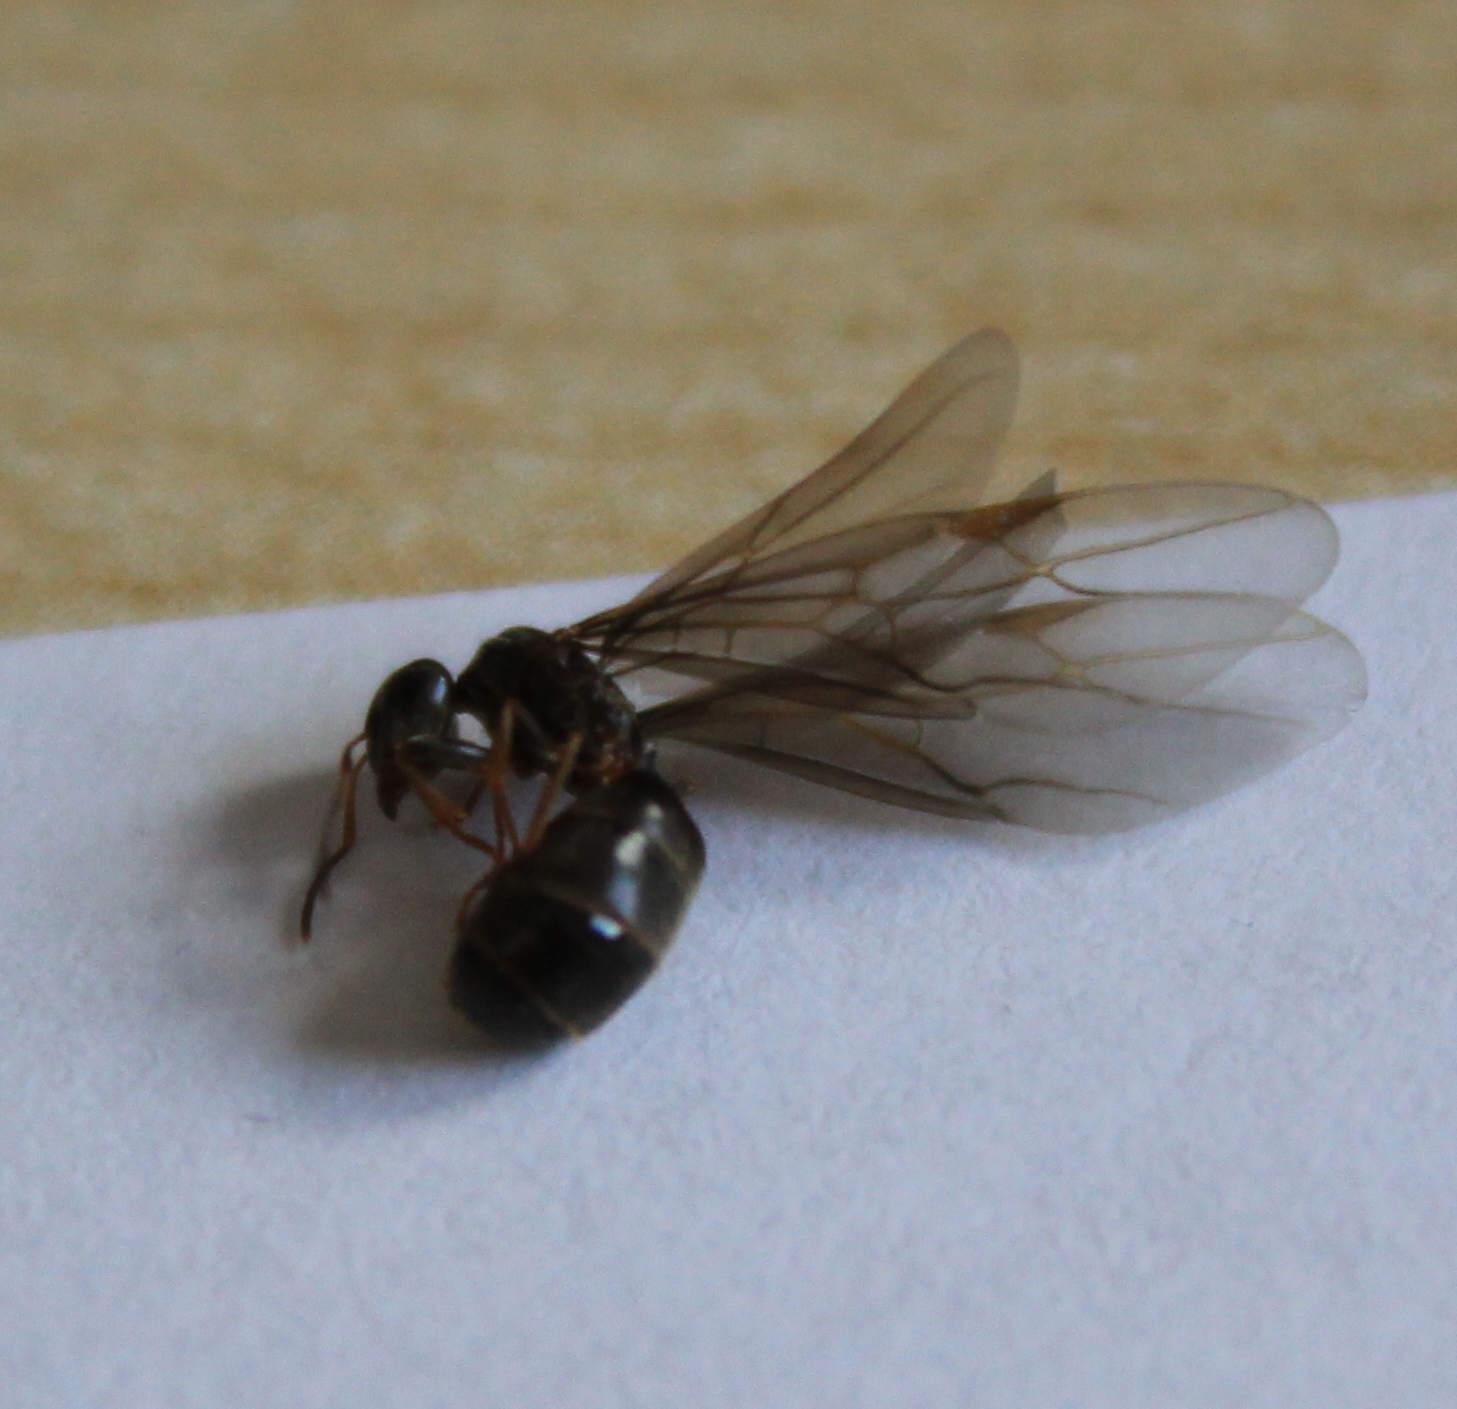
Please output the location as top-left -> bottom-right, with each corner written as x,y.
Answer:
214,751 -> 1070,1072
213,767 -> 542,1067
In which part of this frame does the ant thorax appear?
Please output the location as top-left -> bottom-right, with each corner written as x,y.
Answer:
453,626 -> 643,793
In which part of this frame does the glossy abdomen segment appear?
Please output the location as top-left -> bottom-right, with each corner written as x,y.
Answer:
450,769 -> 705,1047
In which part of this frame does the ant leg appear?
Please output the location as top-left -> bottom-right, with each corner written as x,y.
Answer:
404,713 -> 519,855
493,790 -> 518,856
447,709 -> 524,929
456,710 -> 509,819
454,865 -> 496,934
394,754 -> 499,860
460,772 -> 489,818
485,704 -> 521,856
521,733 -> 583,851
300,733 -> 368,941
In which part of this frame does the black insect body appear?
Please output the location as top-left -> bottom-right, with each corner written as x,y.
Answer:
303,328 -> 1366,1044
363,658 -> 459,820
450,769 -> 704,1047
453,626 -> 643,791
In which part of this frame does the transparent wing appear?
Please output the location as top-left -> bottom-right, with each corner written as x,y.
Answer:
562,327 -> 1362,834
645,606 -> 1365,834
575,328 -> 1020,649
620,480 -> 1363,834
602,482 -> 1343,706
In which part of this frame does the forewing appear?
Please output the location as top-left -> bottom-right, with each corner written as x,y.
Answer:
577,328 -> 1020,647
649,609 -> 1365,834
632,480 -> 1362,833
557,320 -> 1360,833
607,482 -> 1341,710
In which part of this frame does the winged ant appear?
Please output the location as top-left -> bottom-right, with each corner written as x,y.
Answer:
301,330 -> 1365,1045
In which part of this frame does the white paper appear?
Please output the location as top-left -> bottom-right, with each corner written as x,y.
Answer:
1,494 -> 1452,1408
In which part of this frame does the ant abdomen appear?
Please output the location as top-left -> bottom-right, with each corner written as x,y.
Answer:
449,768 -> 705,1048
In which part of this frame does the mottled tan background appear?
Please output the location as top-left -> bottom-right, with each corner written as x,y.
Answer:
1,1 -> 1453,636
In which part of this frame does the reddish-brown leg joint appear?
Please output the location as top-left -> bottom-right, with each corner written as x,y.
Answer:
299,733 -> 368,941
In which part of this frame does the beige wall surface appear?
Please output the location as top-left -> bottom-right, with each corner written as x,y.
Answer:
1,1 -> 1453,636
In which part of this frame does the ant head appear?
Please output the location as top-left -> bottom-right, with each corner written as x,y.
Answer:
364,659 -> 457,817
